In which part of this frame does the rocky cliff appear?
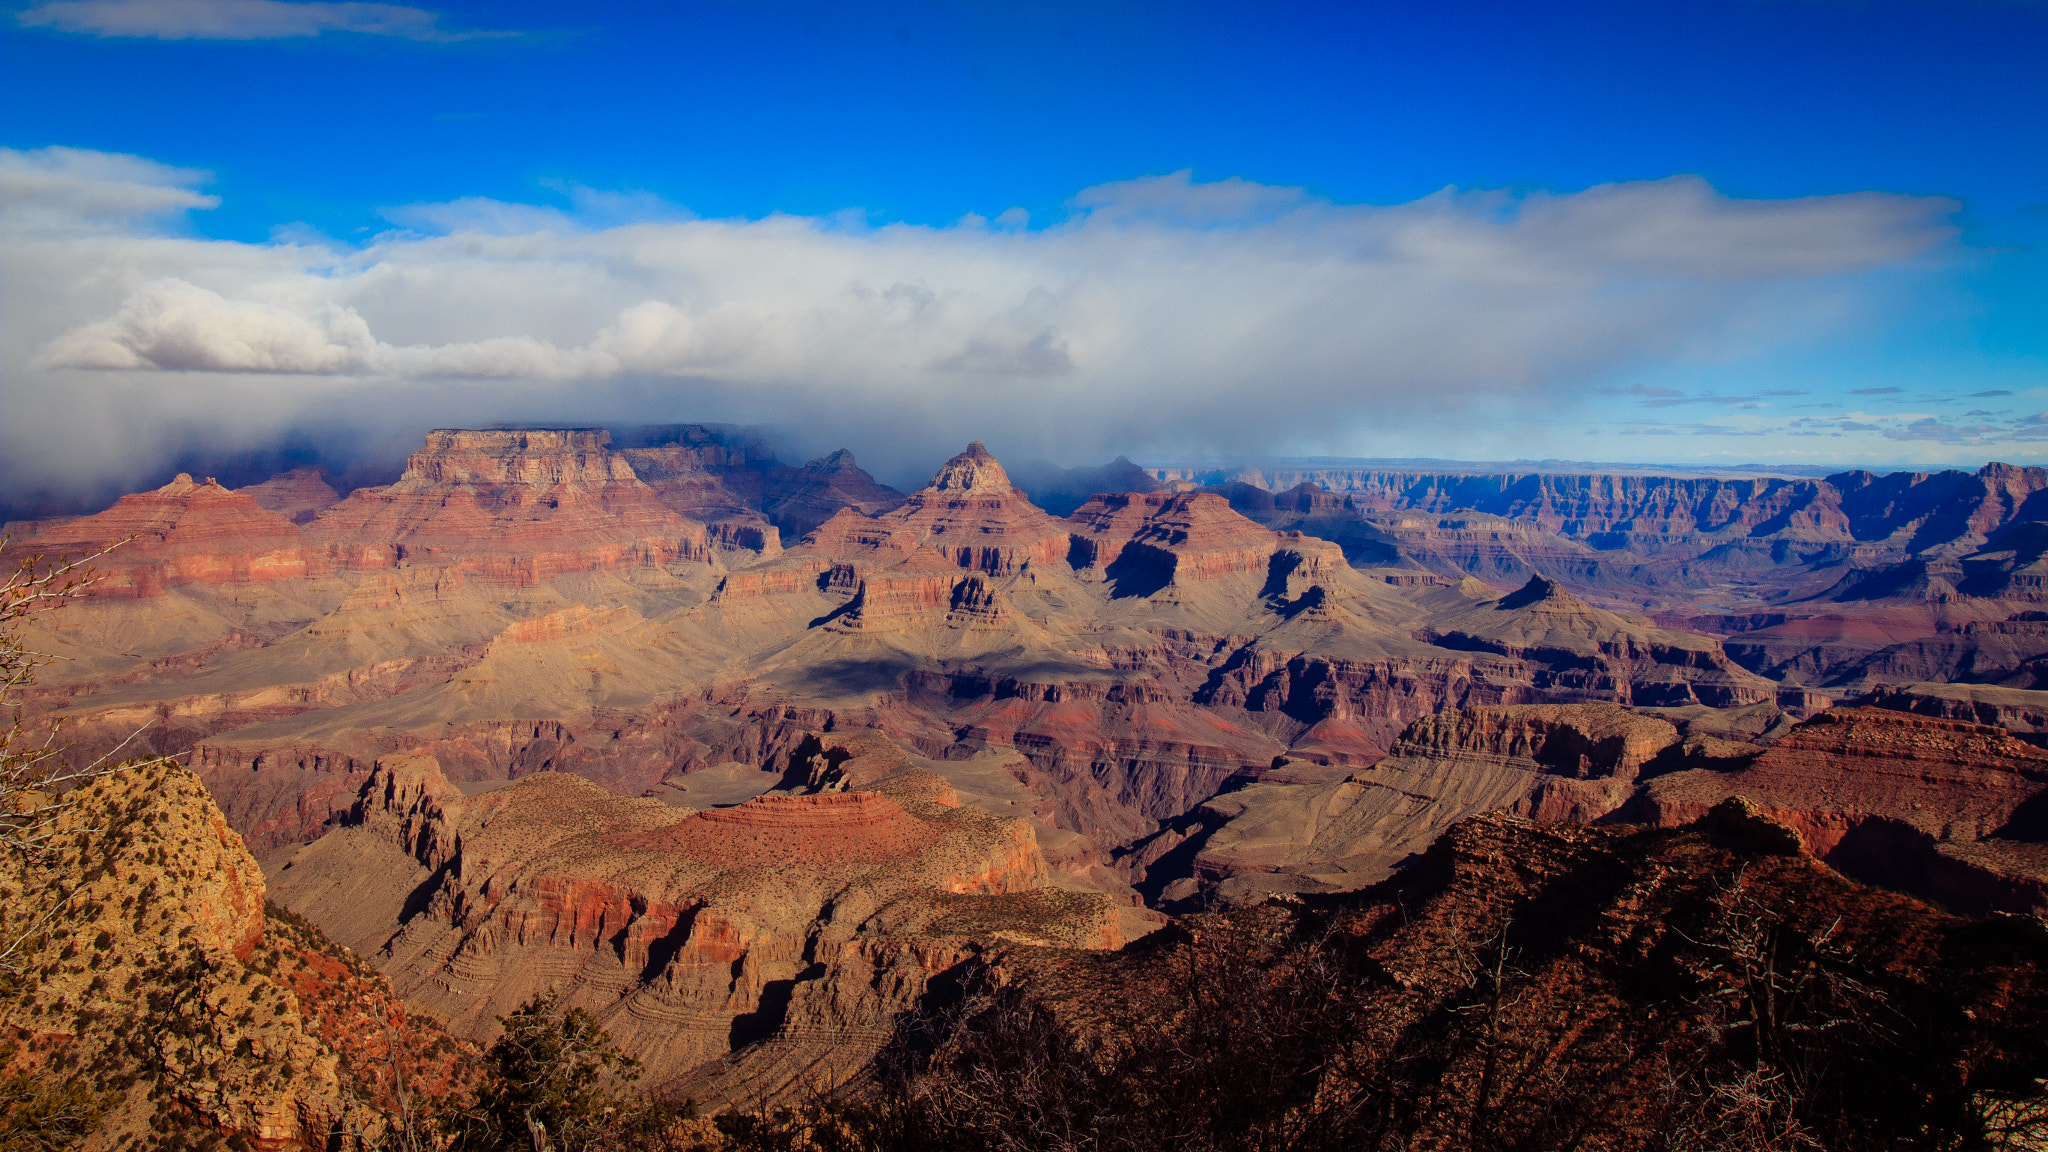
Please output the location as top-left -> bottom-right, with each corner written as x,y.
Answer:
17,440 -> 1807,911
951,804 -> 2048,1151
266,745 -> 1137,1103
0,761 -> 469,1151
304,429 -> 714,584
0,474 -> 319,597
1173,697 -> 2048,919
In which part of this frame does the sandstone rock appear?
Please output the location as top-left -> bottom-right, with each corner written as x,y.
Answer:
239,466 -> 344,524
269,746 -> 1132,1103
0,761 -> 467,1150
0,473 -> 317,596
761,449 -> 908,538
9,437 -> 1798,934
1067,491 -> 1279,596
1630,707 -> 2048,915
979,808 -> 2048,1151
1182,703 -> 1684,901
882,442 -> 1072,576
1859,681 -> 2048,735
1420,574 -> 1777,708
305,430 -> 712,584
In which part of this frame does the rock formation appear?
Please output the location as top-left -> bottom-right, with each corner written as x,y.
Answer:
958,806 -> 2048,1150
304,429 -> 713,583
0,473 -> 318,596
1631,708 -> 2048,915
268,746 -> 1143,1102
1418,574 -> 1777,708
1174,698 -> 2047,918
239,466 -> 345,524
16,439 -> 1820,903
1172,703 -> 1688,903
14,433 -> 2048,1121
0,761 -> 467,1150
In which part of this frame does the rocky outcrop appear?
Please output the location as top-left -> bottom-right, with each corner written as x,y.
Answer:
1860,681 -> 2048,734
0,474 -> 318,596
1178,703 -> 1687,902
613,425 -> 903,546
1067,492 -> 1279,593
238,467 -> 344,525
761,449 -> 908,538
269,747 -> 1131,1103
1173,696 -> 2048,917
1165,462 -> 2048,556
1630,708 -> 2048,915
1420,575 -> 1777,707
0,761 -> 466,1151
27,441 -> 1781,892
883,442 -> 1071,576
976,807 -> 2048,1151
305,429 -> 711,583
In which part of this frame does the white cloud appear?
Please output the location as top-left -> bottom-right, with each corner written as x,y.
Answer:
32,278 -> 377,372
0,146 -> 217,234
0,146 -> 1973,495
16,0 -> 514,41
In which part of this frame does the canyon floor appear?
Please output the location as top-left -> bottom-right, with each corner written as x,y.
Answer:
4,426 -> 2047,1140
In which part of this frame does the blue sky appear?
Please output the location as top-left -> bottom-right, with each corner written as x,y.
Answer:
2,0 -> 2046,491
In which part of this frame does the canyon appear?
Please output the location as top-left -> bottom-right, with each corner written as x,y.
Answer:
6,424 -> 2048,1124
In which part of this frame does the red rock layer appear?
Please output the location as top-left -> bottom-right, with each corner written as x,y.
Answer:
237,467 -> 343,524
279,754 -> 1116,1100
1632,708 -> 2048,914
2,473 -> 318,596
1067,491 -> 1278,582
881,441 -> 1070,575
627,792 -> 947,865
760,449 -> 909,537
305,429 -> 710,584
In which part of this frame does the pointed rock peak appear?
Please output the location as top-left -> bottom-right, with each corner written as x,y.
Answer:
1495,573 -> 1588,612
809,448 -> 856,471
927,441 -> 1011,493
160,473 -> 197,493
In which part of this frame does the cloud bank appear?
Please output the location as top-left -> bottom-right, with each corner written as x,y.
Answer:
0,146 -> 1968,502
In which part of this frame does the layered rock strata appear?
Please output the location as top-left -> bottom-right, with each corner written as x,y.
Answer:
269,747 -> 1136,1102
1177,698 -> 2048,918
979,804 -> 2048,1151
0,473 -> 318,596
304,429 -> 712,583
1178,703 -> 1688,902
17,441 -> 1804,903
1631,708 -> 2048,915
